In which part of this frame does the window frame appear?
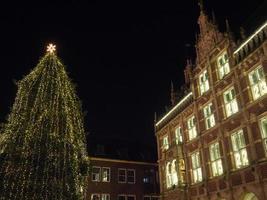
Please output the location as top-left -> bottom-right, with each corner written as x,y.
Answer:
101,194 -> 110,200
127,169 -> 135,184
199,69 -> 210,95
259,117 -> 267,156
191,151 -> 203,184
248,65 -> 267,100
118,168 -> 127,183
203,103 -> 215,130
187,116 -> 197,141
217,51 -> 230,79
209,142 -> 223,177
91,166 -> 101,182
223,87 -> 239,117
91,194 -> 101,200
231,129 -> 249,169
162,135 -> 169,150
175,126 -> 183,144
102,167 -> 110,182
127,195 -> 136,200
118,194 -> 127,200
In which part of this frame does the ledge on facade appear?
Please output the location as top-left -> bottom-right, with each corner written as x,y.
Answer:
155,89 -> 193,131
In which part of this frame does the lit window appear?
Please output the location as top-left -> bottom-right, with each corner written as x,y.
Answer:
171,160 -> 178,186
209,142 -> 223,177
102,167 -> 110,182
249,66 -> 267,100
92,167 -> 101,182
199,70 -> 210,95
231,130 -> 249,169
191,151 -> 202,183
260,117 -> 267,155
91,194 -> 100,200
188,116 -> 197,140
175,126 -> 183,144
118,195 -> 126,200
166,162 -> 172,188
223,87 -> 238,117
162,135 -> 169,150
101,194 -> 110,200
217,51 -> 230,79
118,169 -> 126,183
127,169 -> 135,184
203,103 -> 215,129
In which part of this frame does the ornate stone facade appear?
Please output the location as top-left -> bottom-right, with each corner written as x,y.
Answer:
155,3 -> 267,200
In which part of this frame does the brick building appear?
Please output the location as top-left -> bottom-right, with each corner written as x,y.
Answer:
85,138 -> 160,200
155,2 -> 267,200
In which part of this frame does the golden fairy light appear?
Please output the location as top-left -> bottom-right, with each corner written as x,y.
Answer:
47,43 -> 56,53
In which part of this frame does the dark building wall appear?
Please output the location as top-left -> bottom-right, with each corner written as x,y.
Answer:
85,157 -> 159,200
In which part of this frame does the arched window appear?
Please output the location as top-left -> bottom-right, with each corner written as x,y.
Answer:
171,160 -> 178,186
243,192 -> 258,200
166,162 -> 172,188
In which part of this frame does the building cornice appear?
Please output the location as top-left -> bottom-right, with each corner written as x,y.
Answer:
90,156 -> 158,166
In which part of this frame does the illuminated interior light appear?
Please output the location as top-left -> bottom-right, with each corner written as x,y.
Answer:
234,21 -> 267,55
156,92 -> 193,127
47,43 -> 56,53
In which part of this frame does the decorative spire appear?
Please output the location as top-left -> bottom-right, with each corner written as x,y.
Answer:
171,81 -> 176,106
225,19 -> 235,43
47,43 -> 56,54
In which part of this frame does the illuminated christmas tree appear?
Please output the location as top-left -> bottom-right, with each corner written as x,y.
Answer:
0,44 -> 89,200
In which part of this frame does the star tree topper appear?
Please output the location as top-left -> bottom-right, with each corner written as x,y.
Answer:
47,43 -> 56,54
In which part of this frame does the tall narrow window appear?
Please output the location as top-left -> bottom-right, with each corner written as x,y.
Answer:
191,151 -> 202,184
162,135 -> 169,150
127,169 -> 135,184
203,103 -> 215,129
102,167 -> 110,182
118,195 -> 126,200
92,166 -> 101,182
171,160 -> 178,186
223,87 -> 238,117
101,194 -> 110,200
118,169 -> 126,183
91,194 -> 100,200
199,70 -> 210,95
127,195 -> 136,200
260,117 -> 267,155
166,162 -> 172,188
175,126 -> 183,144
231,130 -> 249,169
209,142 -> 223,177
188,116 -> 197,140
249,66 -> 267,100
217,51 -> 230,79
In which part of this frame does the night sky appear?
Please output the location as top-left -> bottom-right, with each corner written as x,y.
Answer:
0,0 -> 265,147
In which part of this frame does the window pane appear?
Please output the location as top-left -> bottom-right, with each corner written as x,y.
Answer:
261,118 -> 267,138
92,167 -> 101,182
102,194 -> 110,200
102,168 -> 110,182
127,196 -> 135,200
91,194 -> 100,200
118,169 -> 126,182
118,195 -> 126,200
127,170 -> 135,183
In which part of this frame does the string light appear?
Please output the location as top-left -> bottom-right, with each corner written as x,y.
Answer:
0,45 -> 89,199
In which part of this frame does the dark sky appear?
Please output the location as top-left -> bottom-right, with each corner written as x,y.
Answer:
0,0 -> 265,146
